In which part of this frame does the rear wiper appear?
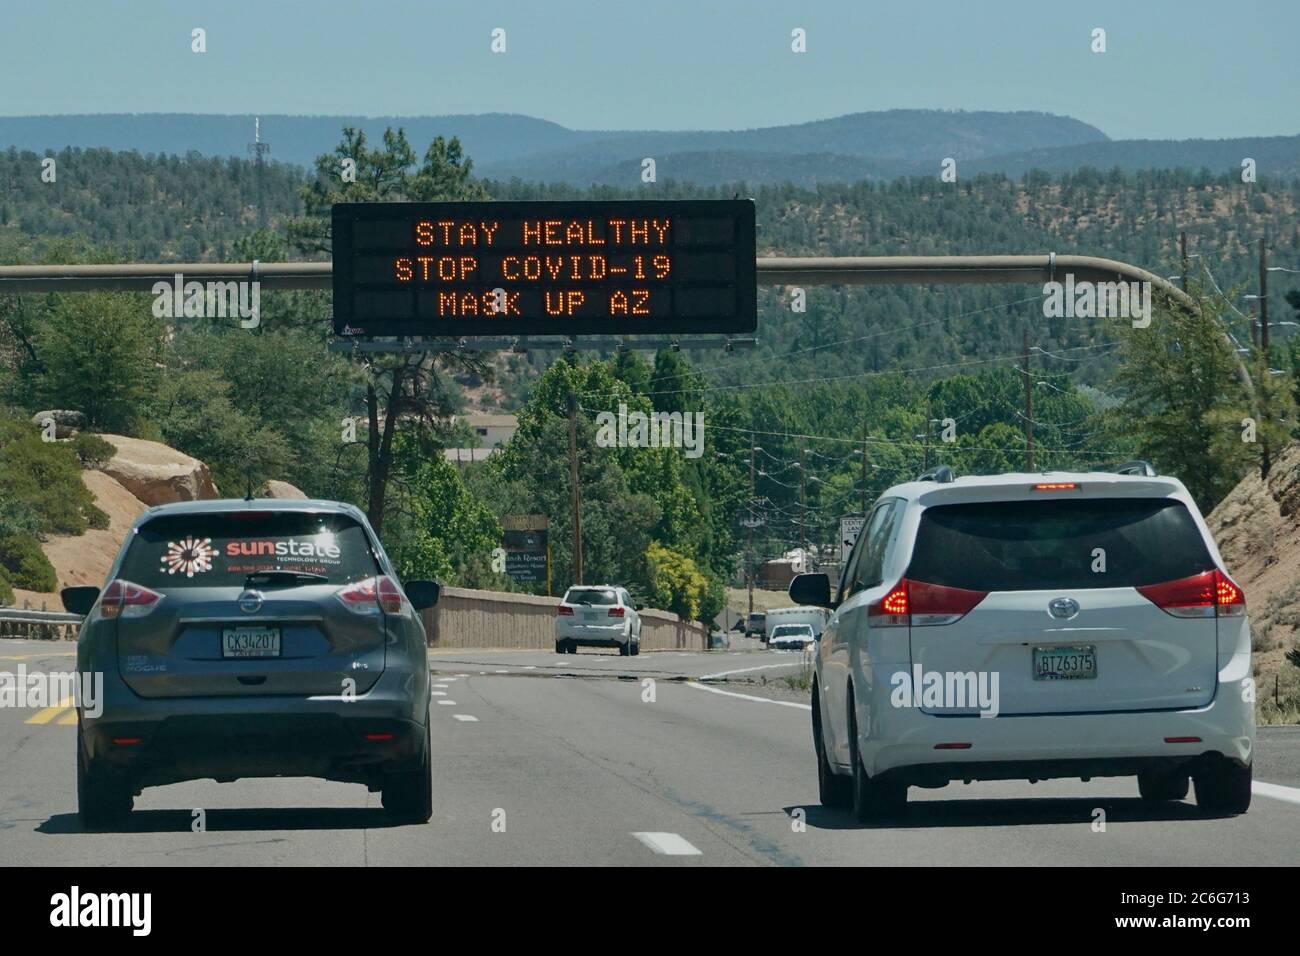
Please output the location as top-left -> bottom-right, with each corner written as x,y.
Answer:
244,570 -> 329,587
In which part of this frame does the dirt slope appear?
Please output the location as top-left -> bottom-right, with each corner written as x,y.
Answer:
1205,442 -> 1300,710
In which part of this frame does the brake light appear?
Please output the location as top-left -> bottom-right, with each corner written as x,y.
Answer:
99,579 -> 162,619
1136,569 -> 1245,618
556,605 -> 573,616
336,575 -> 404,615
1033,482 -> 1078,491
608,606 -> 625,617
867,578 -> 988,627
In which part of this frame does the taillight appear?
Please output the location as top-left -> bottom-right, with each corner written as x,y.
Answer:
99,579 -> 162,619
1032,482 -> 1079,491
337,575 -> 404,615
556,605 -> 574,616
608,606 -> 625,617
867,578 -> 987,628
1137,569 -> 1245,618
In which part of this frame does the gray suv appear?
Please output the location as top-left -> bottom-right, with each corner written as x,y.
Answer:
62,499 -> 441,827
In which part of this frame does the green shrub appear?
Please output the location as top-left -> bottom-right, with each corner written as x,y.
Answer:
0,534 -> 58,592
72,432 -> 117,469
0,566 -> 13,606
0,410 -> 99,536
86,503 -> 110,530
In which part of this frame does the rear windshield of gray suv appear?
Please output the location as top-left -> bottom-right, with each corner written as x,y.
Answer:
118,512 -> 381,588
906,498 -> 1215,592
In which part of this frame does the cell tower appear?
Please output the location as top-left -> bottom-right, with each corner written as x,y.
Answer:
247,116 -> 271,228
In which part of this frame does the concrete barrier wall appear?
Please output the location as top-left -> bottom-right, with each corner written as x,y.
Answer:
420,586 -> 709,651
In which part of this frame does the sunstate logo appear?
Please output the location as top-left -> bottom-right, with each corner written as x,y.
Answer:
225,538 -> 342,560
49,886 -> 151,936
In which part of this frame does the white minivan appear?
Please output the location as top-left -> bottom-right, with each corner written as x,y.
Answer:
791,463 -> 1255,820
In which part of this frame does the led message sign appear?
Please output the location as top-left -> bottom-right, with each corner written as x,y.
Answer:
331,200 -> 756,337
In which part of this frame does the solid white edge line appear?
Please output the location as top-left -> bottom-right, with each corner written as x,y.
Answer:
1253,781 -> 1300,806
632,832 -> 703,856
685,680 -> 811,710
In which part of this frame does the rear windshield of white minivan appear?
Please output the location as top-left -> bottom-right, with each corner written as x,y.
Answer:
565,588 -> 618,605
907,498 -> 1215,591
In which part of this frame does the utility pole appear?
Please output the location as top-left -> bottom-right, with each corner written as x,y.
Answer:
1259,232 -> 1270,354
1179,231 -> 1188,294
566,392 -> 583,586
1259,231 -> 1272,478
860,426 -> 869,514
1022,328 -> 1035,471
247,117 -> 271,230
799,440 -> 807,566
922,397 -> 932,471
747,439 -> 756,620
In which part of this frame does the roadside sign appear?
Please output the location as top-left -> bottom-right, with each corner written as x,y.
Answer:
502,515 -> 550,591
839,516 -> 865,564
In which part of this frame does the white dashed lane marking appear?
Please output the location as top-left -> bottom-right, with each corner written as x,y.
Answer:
632,832 -> 702,856
1254,781 -> 1300,806
436,700 -> 457,706
452,714 -> 478,722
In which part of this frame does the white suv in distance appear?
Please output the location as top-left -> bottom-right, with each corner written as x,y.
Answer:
555,586 -> 642,656
791,463 -> 1255,821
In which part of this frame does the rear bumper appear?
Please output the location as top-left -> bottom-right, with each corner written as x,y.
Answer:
555,623 -> 629,646
80,662 -> 428,789
858,675 -> 1255,784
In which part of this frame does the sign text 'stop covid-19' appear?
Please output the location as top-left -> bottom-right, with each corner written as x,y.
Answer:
331,200 -> 757,337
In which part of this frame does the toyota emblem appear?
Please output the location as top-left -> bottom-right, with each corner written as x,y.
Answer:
1047,597 -> 1080,620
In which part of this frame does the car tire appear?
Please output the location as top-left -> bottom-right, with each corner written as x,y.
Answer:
77,725 -> 133,828
812,687 -> 850,808
555,641 -> 567,654
381,719 -> 433,823
631,640 -> 640,657
848,696 -> 906,822
618,641 -> 631,657
1138,768 -> 1189,802
1193,760 -> 1251,816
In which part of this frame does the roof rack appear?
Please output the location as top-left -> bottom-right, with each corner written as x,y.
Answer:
917,465 -> 955,483
1114,460 -> 1158,477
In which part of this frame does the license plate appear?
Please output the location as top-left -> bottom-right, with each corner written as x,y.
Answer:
222,625 -> 281,659
1033,645 -> 1096,680
582,608 -> 599,622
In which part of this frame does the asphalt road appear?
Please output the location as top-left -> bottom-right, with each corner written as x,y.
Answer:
1,637 -> 1297,866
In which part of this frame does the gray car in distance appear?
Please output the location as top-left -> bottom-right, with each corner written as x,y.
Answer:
61,499 -> 441,827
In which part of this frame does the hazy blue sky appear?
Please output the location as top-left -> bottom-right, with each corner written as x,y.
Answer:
2,0 -> 1295,139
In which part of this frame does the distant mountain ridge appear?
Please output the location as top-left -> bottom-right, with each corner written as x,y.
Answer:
1,110 -> 1295,186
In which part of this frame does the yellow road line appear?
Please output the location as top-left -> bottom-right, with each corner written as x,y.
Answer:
57,710 -> 79,726
24,697 -> 74,725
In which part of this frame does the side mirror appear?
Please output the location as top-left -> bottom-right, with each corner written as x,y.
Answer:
789,573 -> 833,608
404,580 -> 441,611
61,586 -> 100,616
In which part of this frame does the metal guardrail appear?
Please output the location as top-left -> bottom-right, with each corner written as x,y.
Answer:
0,607 -> 83,641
